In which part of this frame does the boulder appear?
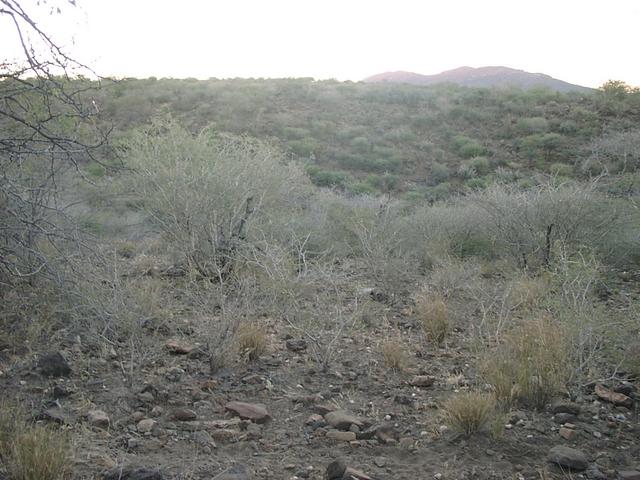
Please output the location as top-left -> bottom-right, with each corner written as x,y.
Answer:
548,445 -> 589,471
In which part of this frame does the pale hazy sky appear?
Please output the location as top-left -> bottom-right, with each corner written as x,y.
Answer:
2,0 -> 639,87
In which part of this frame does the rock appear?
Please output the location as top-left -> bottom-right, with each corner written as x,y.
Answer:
137,419 -> 157,433
410,375 -> 435,387
324,410 -> 363,430
548,445 -> 589,471
52,384 -> 72,399
172,409 -> 197,421
37,352 -> 71,377
213,464 -> 251,480
306,414 -> 324,425
619,472 -> 640,480
613,382 -> 636,396
585,465 -> 606,480
165,339 -> 193,355
87,410 -> 110,429
373,457 -> 386,468
554,413 -> 577,424
326,459 -> 348,480
559,427 -> 577,440
552,401 -> 581,415
314,403 -> 338,415
225,401 -> 270,424
150,406 -> 163,418
102,467 -> 164,480
38,406 -> 70,424
595,384 -> 634,408
326,430 -> 356,442
375,423 -> 399,444
286,339 -> 308,352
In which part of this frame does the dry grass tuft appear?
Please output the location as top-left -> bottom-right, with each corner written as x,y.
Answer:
442,391 -> 495,437
381,339 -> 409,371
0,403 -> 69,480
416,291 -> 450,346
237,322 -> 268,362
482,316 -> 569,410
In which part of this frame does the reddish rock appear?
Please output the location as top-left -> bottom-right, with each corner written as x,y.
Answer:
165,340 -> 193,354
225,401 -> 270,424
594,384 -> 633,408
559,427 -> 577,440
324,410 -> 363,430
172,409 -> 197,421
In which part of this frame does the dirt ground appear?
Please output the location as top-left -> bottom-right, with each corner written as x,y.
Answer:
1,297 -> 638,480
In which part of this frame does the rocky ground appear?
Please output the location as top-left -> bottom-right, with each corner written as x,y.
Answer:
0,307 -> 638,480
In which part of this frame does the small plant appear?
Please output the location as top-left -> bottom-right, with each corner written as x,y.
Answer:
0,403 -> 69,480
237,322 -> 268,362
10,426 -> 69,480
482,316 -> 569,410
416,291 -> 450,346
381,339 -> 409,371
442,391 -> 495,437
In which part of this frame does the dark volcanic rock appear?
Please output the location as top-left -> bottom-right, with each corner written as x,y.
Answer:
548,445 -> 589,471
37,352 -> 71,377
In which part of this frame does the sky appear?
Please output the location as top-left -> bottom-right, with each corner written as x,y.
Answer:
2,0 -> 640,87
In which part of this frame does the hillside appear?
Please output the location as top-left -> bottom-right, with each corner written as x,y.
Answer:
364,66 -> 592,92
93,77 -> 639,200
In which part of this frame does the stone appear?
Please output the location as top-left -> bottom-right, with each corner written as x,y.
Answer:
551,401 -> 581,415
87,410 -> 110,429
324,410 -> 363,430
172,409 -> 197,421
410,375 -> 435,387
326,430 -> 356,441
619,472 -> 640,480
102,467 -> 164,480
212,464 -> 251,480
594,384 -> 633,408
37,352 -> 71,377
375,423 -> 399,444
137,419 -> 157,433
559,427 -> 577,440
313,403 -> 338,415
613,381 -> 636,396
150,406 -> 163,417
165,339 -> 193,354
326,459 -> 348,480
548,445 -> 589,471
374,457 -> 386,468
306,414 -> 324,425
225,401 -> 270,424
286,339 -> 307,352
554,413 -> 577,424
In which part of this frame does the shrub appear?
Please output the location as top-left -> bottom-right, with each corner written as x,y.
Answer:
124,120 -> 307,281
381,339 -> 409,371
416,291 -> 450,346
429,162 -> 451,185
442,391 -> 495,437
237,322 -> 268,362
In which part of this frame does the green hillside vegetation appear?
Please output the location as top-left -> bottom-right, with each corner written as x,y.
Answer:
93,77 -> 640,199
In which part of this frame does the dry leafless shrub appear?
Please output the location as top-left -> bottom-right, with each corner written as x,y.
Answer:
442,391 -> 495,437
416,290 -> 450,346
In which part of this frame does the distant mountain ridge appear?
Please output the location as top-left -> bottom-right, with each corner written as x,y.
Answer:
364,66 -> 591,92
